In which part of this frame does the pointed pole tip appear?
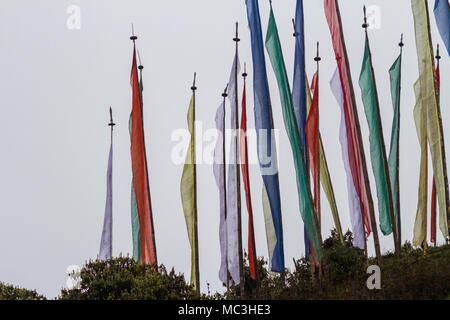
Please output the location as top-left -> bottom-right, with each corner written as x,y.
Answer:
191,72 -> 197,91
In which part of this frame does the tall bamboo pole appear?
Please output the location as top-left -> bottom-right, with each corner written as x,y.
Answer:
424,0 -> 450,242
362,6 -> 400,255
396,34 -> 404,248
233,22 -> 245,299
334,0 -> 382,264
432,43 -> 441,246
191,73 -> 200,296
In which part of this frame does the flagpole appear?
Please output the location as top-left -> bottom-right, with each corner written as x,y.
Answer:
424,0 -> 450,244
233,22 -> 245,299
396,34 -> 404,247
314,42 -> 321,234
130,26 -> 158,266
191,72 -> 200,296
433,43 -> 441,246
335,0 -> 382,264
362,6 -> 399,255
221,85 -> 230,293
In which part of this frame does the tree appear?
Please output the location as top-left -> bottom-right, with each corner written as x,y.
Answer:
59,257 -> 196,300
0,282 -> 46,300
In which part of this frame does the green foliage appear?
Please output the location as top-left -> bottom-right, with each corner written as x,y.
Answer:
0,282 -> 46,300
59,257 -> 196,300
213,230 -> 450,300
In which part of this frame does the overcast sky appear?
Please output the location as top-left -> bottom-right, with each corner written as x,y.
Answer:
0,0 -> 448,298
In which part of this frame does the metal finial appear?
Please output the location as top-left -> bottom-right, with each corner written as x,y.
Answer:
399,34 -> 404,48
108,107 -> 116,127
130,23 -> 138,41
436,43 -> 441,60
242,63 -> 247,78
222,84 -> 229,98
292,18 -> 297,37
191,72 -> 197,91
233,22 -> 240,42
137,49 -> 144,70
314,42 -> 321,62
362,5 -> 369,29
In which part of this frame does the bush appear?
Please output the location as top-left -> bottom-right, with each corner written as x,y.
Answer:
0,282 -> 46,300
59,257 -> 196,300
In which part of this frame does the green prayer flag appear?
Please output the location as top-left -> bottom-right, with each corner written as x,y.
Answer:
359,37 -> 393,235
265,5 -> 322,261
388,54 -> 401,239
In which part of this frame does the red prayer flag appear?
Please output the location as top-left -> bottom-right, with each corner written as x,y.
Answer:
240,81 -> 258,280
130,46 -> 157,265
324,0 -> 372,234
431,64 -> 440,244
306,72 -> 320,213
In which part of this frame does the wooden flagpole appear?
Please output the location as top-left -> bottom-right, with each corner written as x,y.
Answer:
233,22 -> 245,299
396,34 -> 404,248
335,0 -> 382,264
221,85 -> 230,293
424,0 -> 450,243
191,72 -> 200,296
314,42 -> 321,234
433,43 -> 441,246
362,6 -> 400,256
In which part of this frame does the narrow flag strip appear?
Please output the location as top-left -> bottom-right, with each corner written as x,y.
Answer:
324,0 -> 372,236
388,52 -> 402,243
265,5 -> 322,261
226,54 -> 241,284
99,127 -> 113,260
214,98 -> 227,284
412,0 -> 449,239
180,94 -> 197,287
130,46 -> 157,265
306,72 -> 320,217
359,35 -> 394,236
412,77 -> 428,246
246,0 -> 285,273
240,78 -> 258,280
330,68 -> 365,249
431,62 -> 441,244
306,75 -> 344,243
433,0 -> 450,56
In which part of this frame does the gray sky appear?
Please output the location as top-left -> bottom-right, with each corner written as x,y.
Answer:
0,0 -> 448,299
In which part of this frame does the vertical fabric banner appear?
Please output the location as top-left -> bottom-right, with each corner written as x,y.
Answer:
359,38 -> 393,236
99,141 -> 113,260
292,0 -> 312,258
265,5 -> 322,262
130,47 -> 156,265
306,72 -> 319,213
324,0 -> 372,236
245,0 -> 285,273
388,54 -> 402,242
412,0 -> 449,239
213,100 -> 227,284
412,77 -> 428,246
240,80 -> 258,280
226,54 -> 241,284
330,68 -> 364,249
433,0 -> 450,56
180,94 -> 197,286
306,75 -> 344,243
431,63 -> 441,244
